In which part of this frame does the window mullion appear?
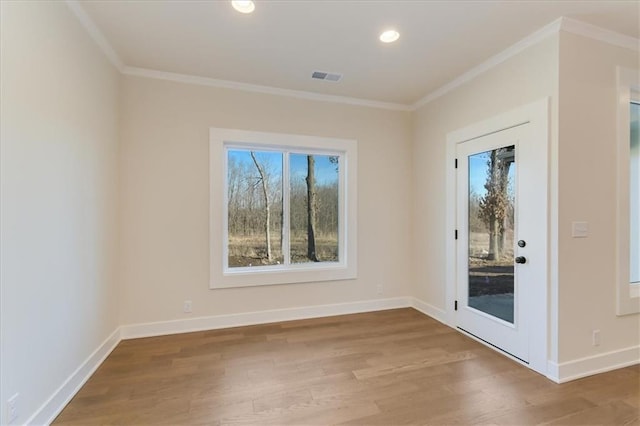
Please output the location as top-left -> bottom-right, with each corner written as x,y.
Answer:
282,151 -> 291,266
339,154 -> 346,265
223,145 -> 230,270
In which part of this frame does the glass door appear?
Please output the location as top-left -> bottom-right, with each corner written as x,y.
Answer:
467,146 -> 516,324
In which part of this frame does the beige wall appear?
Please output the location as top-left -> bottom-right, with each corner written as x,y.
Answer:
118,76 -> 413,325
0,2 -> 120,423
3,4 -> 639,420
557,32 -> 640,362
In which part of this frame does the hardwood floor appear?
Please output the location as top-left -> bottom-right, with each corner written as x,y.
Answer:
53,308 -> 639,425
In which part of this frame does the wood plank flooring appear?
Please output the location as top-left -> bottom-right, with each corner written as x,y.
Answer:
53,308 -> 639,425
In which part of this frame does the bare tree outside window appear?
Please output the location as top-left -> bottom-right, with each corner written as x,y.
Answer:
478,147 -> 514,261
290,153 -> 339,264
250,151 -> 273,262
227,150 -> 283,267
227,149 -> 339,268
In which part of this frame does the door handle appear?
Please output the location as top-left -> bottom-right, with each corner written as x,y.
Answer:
515,256 -> 527,264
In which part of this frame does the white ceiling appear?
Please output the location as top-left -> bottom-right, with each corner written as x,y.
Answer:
78,0 -> 639,106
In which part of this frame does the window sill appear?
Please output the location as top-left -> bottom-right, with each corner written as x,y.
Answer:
211,263 -> 357,289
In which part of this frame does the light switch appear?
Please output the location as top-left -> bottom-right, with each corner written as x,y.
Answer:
572,221 -> 589,238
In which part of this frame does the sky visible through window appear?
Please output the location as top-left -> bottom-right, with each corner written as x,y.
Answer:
468,151 -> 515,197
228,149 -> 338,185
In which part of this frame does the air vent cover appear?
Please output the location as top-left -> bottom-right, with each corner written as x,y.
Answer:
312,71 -> 343,82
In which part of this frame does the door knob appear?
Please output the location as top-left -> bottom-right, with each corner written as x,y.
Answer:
515,256 -> 527,264
517,240 -> 526,248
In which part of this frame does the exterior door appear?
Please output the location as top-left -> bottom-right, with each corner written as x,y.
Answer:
455,123 -> 544,363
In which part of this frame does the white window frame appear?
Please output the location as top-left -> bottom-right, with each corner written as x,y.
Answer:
616,66 -> 640,315
210,128 -> 357,289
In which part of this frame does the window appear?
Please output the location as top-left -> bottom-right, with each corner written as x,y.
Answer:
210,128 -> 357,288
226,148 -> 340,268
616,67 -> 640,315
631,101 -> 639,285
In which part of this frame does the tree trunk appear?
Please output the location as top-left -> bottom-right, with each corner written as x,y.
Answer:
306,155 -> 319,262
250,151 -> 272,262
486,150 -> 499,260
497,160 -> 511,259
488,216 -> 499,261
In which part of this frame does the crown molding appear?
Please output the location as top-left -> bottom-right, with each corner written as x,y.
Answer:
560,16 -> 639,52
64,0 -> 409,111
122,66 -> 412,111
65,0 -> 638,113
411,17 -> 639,110
411,18 -> 563,110
65,0 -> 125,72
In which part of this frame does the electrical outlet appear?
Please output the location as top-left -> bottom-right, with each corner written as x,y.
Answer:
592,329 -> 601,346
183,300 -> 192,313
376,284 -> 383,295
7,393 -> 18,423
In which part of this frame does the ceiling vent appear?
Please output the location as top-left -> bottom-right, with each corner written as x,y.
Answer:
311,71 -> 343,82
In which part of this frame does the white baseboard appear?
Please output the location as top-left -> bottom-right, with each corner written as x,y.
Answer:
546,345 -> 640,383
410,298 -> 640,384
27,327 -> 121,425
120,297 -> 412,339
25,297 -> 412,424
410,297 -> 448,325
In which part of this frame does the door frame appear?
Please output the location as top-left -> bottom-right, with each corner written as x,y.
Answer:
445,98 -> 550,376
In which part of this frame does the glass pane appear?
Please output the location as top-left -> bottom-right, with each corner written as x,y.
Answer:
290,154 -> 339,264
468,146 -> 516,323
630,102 -> 639,283
227,149 -> 283,267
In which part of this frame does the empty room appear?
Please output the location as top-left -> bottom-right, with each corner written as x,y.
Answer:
1,0 -> 639,424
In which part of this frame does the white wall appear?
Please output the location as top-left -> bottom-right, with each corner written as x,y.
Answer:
0,2 -> 120,424
412,28 -> 640,369
118,75 -> 413,325
411,34 -> 560,342
557,32 -> 640,362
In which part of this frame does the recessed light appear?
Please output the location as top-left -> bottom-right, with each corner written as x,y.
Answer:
379,30 -> 400,43
231,0 -> 255,14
